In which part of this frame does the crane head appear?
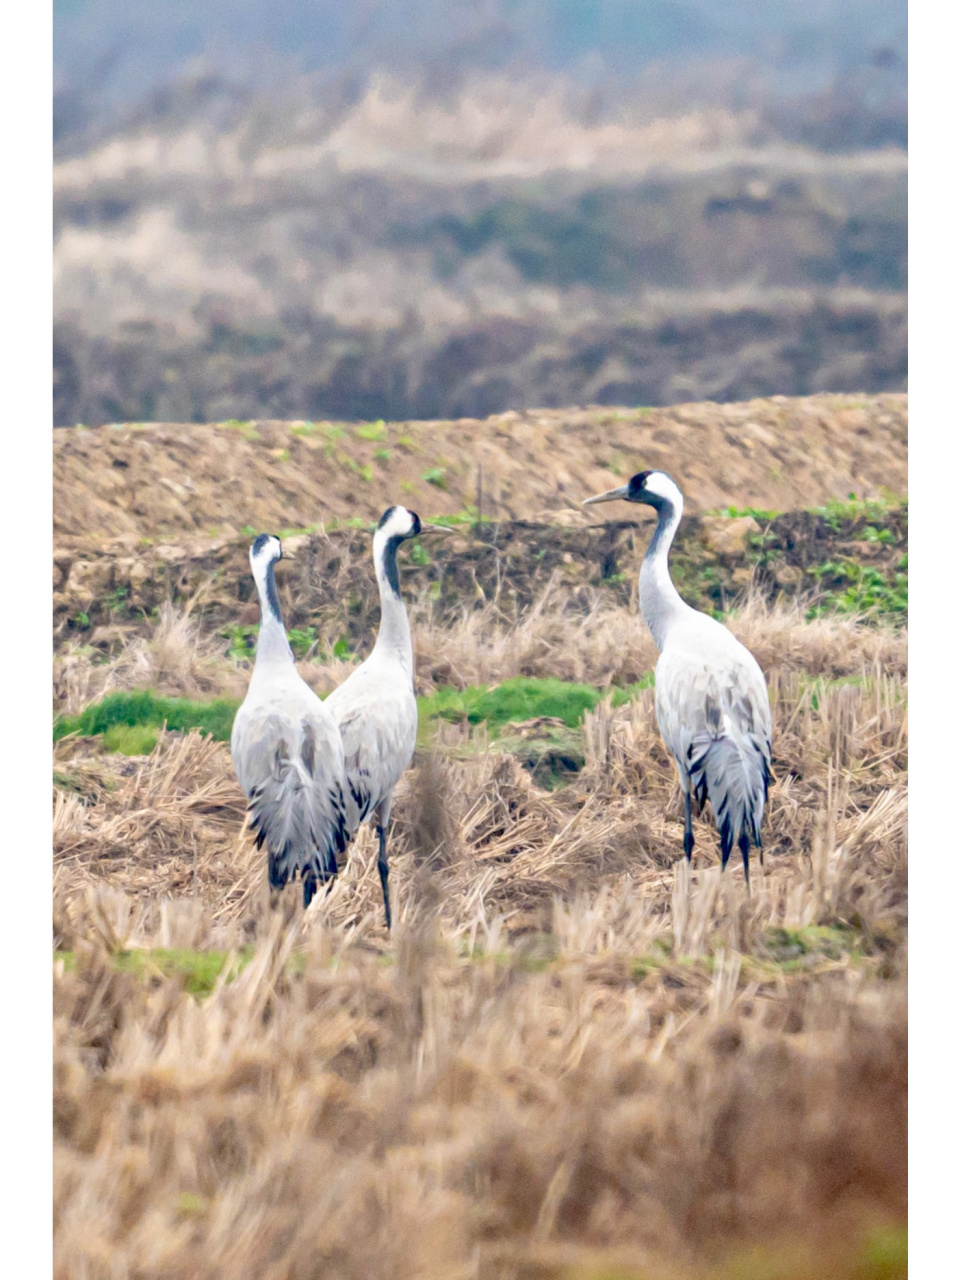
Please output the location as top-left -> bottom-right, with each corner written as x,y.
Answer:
250,533 -> 283,564
583,470 -> 682,512
376,506 -> 452,541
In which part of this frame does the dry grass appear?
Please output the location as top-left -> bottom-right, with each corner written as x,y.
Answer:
53,584 -> 906,720
53,595 -> 907,1278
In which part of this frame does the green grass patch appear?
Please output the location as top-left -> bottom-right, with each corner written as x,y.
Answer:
55,947 -> 255,996
808,491 -> 906,530
54,690 -> 240,747
418,675 -> 654,735
102,723 -> 160,756
355,419 -> 387,441
759,924 -> 857,966
54,677 -> 657,758
713,504 -> 781,521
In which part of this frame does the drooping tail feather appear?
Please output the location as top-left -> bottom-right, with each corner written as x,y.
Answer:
248,763 -> 349,906
687,729 -> 770,872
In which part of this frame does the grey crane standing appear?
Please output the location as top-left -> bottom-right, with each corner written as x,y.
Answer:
583,471 -> 772,889
231,534 -> 349,906
325,506 -> 449,928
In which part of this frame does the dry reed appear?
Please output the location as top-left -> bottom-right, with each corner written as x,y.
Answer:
53,596 -> 907,1279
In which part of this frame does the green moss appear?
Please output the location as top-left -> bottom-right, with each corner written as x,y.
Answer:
422,467 -> 447,488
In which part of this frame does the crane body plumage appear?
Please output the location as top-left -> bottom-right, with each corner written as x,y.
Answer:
584,470 -> 772,887
325,506 -> 444,927
231,535 -> 349,906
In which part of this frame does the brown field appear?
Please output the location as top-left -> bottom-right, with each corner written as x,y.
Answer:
54,599 -> 906,1279
53,399 -> 907,1278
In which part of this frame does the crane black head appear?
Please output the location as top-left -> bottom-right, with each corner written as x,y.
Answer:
251,533 -> 283,561
374,505 -> 451,596
582,470 -> 683,513
376,506 -> 422,541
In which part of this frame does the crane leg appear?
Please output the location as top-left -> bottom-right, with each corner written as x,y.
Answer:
376,803 -> 392,930
301,858 -> 338,910
683,791 -> 694,861
739,832 -> 752,896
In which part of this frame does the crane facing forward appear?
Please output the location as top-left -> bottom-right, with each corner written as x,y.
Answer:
231,534 -> 349,907
583,471 -> 772,889
325,506 -> 449,928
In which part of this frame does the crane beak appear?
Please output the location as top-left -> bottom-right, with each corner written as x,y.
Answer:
582,484 -> 630,506
418,523 -> 453,535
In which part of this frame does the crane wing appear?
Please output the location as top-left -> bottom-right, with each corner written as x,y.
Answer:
231,697 -> 348,892
326,672 -> 418,836
654,639 -> 773,846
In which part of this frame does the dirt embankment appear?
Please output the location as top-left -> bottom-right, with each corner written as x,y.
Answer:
54,505 -> 907,655
54,393 -> 907,546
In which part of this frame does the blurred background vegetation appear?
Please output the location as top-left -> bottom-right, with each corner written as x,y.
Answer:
53,1 -> 906,427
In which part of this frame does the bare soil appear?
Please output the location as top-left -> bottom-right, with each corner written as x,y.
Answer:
54,393 -> 907,543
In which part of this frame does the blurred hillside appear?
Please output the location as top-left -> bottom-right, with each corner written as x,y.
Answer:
53,2 -> 906,427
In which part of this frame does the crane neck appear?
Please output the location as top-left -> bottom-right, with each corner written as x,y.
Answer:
372,528 -> 414,682
638,495 -> 690,651
252,557 -> 294,667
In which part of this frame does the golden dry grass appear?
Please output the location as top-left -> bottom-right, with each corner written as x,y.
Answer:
53,584 -> 906,719
53,595 -> 907,1279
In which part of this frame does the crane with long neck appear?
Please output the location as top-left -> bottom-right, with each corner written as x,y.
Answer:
325,506 -> 449,927
584,471 -> 773,889
230,534 -> 349,906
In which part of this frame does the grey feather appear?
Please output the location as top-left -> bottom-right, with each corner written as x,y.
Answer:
232,695 -> 349,900
584,469 -> 773,884
230,539 -> 349,907
323,506 -> 425,927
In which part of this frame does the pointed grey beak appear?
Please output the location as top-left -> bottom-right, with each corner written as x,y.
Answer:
418,523 -> 453,535
582,485 -> 630,506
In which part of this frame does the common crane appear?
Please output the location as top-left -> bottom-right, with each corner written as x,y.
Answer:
231,534 -> 349,907
583,471 -> 772,889
325,506 -> 448,928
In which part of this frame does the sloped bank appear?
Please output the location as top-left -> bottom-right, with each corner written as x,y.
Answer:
54,501 -> 907,655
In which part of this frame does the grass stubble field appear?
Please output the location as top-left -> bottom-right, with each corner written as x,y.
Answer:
53,408 -> 907,1280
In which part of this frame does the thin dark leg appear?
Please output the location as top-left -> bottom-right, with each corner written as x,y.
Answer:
683,791 -> 694,861
758,838 -> 764,869
305,865 -> 343,906
302,867 -> 318,908
739,832 -> 752,896
376,823 -> 392,930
